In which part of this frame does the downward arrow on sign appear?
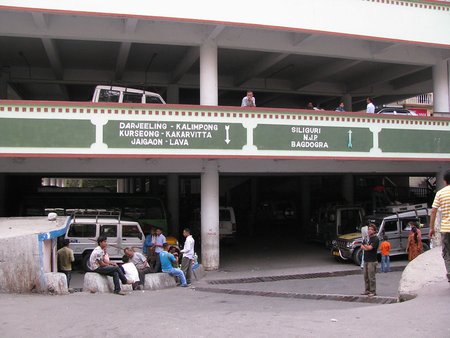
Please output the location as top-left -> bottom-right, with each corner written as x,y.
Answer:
225,125 -> 230,144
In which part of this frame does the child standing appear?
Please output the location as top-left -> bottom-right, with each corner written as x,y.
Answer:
380,235 -> 391,273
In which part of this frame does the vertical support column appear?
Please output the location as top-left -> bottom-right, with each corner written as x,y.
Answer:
167,85 -> 179,104
342,94 -> 352,112
342,174 -> 354,204
249,177 -> 258,237
436,169 -> 446,191
0,175 -> 6,216
128,178 -> 135,194
117,179 -> 126,193
0,74 -> 7,99
167,174 -> 179,236
433,60 -> 450,117
301,176 -> 311,229
201,160 -> 219,270
200,40 -> 218,106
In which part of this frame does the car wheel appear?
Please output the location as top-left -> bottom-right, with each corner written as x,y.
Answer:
352,247 -> 363,266
82,252 -> 92,272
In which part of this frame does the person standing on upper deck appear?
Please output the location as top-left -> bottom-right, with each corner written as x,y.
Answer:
241,91 -> 256,107
366,97 -> 375,113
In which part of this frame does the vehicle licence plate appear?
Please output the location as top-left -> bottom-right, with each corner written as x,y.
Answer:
332,250 -> 340,257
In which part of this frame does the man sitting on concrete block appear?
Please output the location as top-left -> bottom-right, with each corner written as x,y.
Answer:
88,236 -> 129,295
160,242 -> 188,287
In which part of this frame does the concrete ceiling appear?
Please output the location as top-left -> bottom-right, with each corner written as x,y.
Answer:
0,8 -> 447,111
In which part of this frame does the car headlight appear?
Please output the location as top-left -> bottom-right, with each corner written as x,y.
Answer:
331,240 -> 337,246
346,241 -> 353,248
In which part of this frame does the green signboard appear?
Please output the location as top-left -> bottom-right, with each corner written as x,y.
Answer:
103,120 -> 247,149
254,125 -> 372,151
379,129 -> 450,153
0,118 -> 95,148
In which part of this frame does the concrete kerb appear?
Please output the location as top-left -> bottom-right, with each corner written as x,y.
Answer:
44,272 -> 69,295
398,247 -> 447,302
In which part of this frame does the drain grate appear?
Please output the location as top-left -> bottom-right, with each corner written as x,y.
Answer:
195,286 -> 399,304
206,266 -> 405,285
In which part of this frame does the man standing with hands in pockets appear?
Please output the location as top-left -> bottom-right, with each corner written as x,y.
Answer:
180,228 -> 195,285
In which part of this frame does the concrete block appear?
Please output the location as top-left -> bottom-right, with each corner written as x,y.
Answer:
83,272 -> 132,293
144,273 -> 177,290
398,247 -> 447,301
193,264 -> 206,280
44,272 -> 68,295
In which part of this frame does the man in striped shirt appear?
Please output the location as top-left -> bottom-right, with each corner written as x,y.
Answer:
429,170 -> 450,283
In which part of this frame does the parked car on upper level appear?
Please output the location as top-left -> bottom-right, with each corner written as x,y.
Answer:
376,107 -> 417,116
92,85 -> 166,104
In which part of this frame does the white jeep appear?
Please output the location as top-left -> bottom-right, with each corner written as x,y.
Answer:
92,85 -> 166,104
64,210 -> 144,271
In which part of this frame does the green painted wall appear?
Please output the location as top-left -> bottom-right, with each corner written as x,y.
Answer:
0,119 -> 95,148
380,129 -> 450,153
103,120 -> 247,149
254,125 -> 372,151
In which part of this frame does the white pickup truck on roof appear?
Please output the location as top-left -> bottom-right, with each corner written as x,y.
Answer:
92,85 -> 166,104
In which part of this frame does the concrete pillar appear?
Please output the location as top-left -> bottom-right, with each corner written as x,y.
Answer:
301,176 -> 311,228
167,174 -> 179,236
49,178 -> 56,186
436,169 -> 447,191
200,40 -> 218,106
42,178 -> 50,186
117,179 -> 126,193
249,177 -> 258,237
342,174 -> 354,204
432,60 -> 450,117
0,74 -> 7,99
56,179 -> 64,187
167,85 -> 179,104
201,160 -> 219,270
128,178 -> 135,193
0,175 -> 6,216
342,94 -> 352,112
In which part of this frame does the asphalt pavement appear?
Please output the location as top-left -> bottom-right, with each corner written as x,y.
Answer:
1,238 -> 448,337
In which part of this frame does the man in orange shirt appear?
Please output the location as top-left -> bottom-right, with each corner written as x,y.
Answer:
380,235 -> 391,273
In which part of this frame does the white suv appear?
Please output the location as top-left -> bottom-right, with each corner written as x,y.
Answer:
92,85 -> 166,104
64,210 -> 144,271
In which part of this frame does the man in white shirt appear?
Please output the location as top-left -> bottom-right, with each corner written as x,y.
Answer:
88,236 -> 129,295
241,91 -> 256,107
180,228 -> 195,285
366,97 -> 375,113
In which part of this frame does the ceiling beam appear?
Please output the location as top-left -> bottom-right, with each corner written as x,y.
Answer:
115,19 -> 139,80
31,12 -> 47,30
234,53 -> 289,87
204,25 -> 226,41
391,68 -> 432,90
347,65 -> 427,92
293,60 -> 361,91
170,47 -> 199,84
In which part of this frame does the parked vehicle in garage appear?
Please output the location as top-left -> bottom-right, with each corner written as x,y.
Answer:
92,85 -> 166,104
376,107 -> 417,116
191,206 -> 237,242
331,203 -> 430,265
256,200 -> 298,226
308,204 -> 365,247
64,209 -> 144,271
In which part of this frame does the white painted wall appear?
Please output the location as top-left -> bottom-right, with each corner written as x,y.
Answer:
1,0 -> 449,46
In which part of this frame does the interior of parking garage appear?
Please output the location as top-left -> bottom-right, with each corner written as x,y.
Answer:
0,173 -> 436,260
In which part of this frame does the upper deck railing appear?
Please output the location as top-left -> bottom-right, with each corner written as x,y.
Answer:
0,100 -> 449,161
